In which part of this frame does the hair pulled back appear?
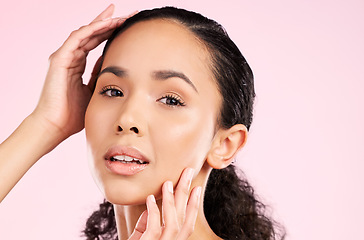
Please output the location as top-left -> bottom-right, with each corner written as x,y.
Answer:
83,7 -> 284,240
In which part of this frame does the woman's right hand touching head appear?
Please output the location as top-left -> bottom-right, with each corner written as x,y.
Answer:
32,4 -> 123,143
0,5 -> 125,202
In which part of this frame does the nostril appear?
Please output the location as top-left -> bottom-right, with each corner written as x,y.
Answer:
130,127 -> 139,134
118,126 -> 123,132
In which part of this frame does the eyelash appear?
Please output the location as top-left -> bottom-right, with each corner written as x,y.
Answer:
99,86 -> 124,97
99,86 -> 186,107
158,94 -> 186,107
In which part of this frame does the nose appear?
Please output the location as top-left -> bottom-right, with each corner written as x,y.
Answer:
114,97 -> 145,136
116,125 -> 140,134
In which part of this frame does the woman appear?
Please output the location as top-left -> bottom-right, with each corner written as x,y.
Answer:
0,5 -> 284,240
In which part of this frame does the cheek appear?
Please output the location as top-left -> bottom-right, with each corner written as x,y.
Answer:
85,101 -> 107,150
84,98 -> 115,170
85,96 -> 119,142
85,98 -> 121,199
151,108 -> 216,173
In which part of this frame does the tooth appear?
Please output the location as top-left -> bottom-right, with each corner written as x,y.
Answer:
125,156 -> 133,162
113,155 -> 125,161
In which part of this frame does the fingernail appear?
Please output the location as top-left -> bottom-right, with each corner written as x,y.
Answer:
149,194 -> 156,203
166,181 -> 173,194
116,18 -> 125,25
187,168 -> 195,181
128,10 -> 139,18
196,186 -> 202,199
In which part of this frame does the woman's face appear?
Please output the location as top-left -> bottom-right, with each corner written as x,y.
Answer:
85,19 -> 222,205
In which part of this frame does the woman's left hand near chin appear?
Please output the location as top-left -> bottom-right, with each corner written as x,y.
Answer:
128,168 -> 202,240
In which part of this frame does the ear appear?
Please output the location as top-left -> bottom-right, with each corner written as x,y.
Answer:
206,124 -> 248,169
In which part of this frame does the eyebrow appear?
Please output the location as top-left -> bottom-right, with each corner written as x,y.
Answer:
99,66 -> 198,93
99,66 -> 127,78
152,70 -> 198,93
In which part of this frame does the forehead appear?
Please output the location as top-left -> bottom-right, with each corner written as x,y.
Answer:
100,18 -> 222,126
102,19 -> 213,82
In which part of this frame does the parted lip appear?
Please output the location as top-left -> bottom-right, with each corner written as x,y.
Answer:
104,145 -> 150,163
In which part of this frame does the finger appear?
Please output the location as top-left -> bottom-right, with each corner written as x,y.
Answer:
78,25 -> 118,52
177,186 -> 202,240
126,10 -> 139,19
79,16 -> 124,49
160,181 -> 179,239
87,56 -> 103,92
60,18 -> 120,57
141,195 -> 161,239
128,210 -> 148,240
174,168 -> 195,224
91,4 -> 115,23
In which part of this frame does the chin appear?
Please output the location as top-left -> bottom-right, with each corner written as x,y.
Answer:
97,176 -> 163,206
105,193 -> 146,206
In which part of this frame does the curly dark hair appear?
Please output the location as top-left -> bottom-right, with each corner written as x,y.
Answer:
83,6 -> 285,240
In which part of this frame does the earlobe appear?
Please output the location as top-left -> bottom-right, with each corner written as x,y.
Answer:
207,124 -> 248,169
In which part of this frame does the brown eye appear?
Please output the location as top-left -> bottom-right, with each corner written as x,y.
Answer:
99,86 -> 124,97
158,94 -> 185,107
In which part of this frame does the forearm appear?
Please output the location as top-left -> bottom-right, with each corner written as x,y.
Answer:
0,114 -> 62,202
0,6 -> 120,203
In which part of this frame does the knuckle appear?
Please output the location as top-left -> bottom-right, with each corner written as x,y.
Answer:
150,206 -> 160,215
77,25 -> 87,31
192,201 -> 200,211
148,228 -> 161,238
69,29 -> 78,37
178,215 -> 186,225
48,52 -> 55,61
182,187 -> 190,196
185,224 -> 195,236
168,224 -> 179,235
163,226 -> 179,238
177,185 -> 190,196
170,229 -> 179,236
48,51 -> 60,64
69,28 -> 83,39
165,196 -> 175,206
173,225 -> 180,235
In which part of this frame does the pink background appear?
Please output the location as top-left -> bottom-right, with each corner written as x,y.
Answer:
1,0 -> 363,239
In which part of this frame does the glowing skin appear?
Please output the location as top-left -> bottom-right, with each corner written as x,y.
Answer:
0,5 -> 243,239
85,19 -> 222,206
0,6 -> 247,238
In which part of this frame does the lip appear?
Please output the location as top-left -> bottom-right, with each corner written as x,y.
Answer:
104,146 -> 150,162
104,146 -> 150,176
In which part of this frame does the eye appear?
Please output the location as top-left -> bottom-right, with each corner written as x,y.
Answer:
99,86 -> 124,97
158,94 -> 186,107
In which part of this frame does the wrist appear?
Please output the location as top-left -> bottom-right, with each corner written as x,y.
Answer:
24,112 -> 66,155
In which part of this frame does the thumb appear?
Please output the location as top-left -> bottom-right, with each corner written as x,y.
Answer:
87,55 -> 103,92
128,210 -> 148,240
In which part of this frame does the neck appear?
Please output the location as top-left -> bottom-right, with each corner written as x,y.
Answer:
113,164 -> 222,240
113,203 -> 146,240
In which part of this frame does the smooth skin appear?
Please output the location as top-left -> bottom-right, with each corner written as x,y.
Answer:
84,17 -> 246,240
0,5 -> 202,240
0,5 -> 247,240
85,19 -> 223,205
0,5 -> 122,201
